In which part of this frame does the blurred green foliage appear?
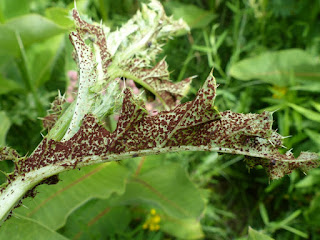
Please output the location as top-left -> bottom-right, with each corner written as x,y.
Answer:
0,0 -> 320,239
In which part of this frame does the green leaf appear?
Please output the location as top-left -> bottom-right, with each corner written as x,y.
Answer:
0,216 -> 68,240
259,203 -> 269,225
0,161 -> 13,185
45,7 -> 74,29
4,14 -> 66,47
0,111 -> 11,146
311,101 -> 320,112
290,83 -> 320,92
58,199 -> 131,239
164,1 -> 215,29
248,227 -> 274,240
0,75 -> 22,94
305,194 -> 320,227
295,169 -> 320,188
161,217 -> 204,239
305,128 -> 320,147
230,49 -> 320,86
14,163 -> 130,230
0,25 -> 19,55
271,210 -> 307,238
26,34 -> 64,87
1,0 -> 30,20
59,162 -> 204,240
278,209 -> 302,226
288,103 -> 320,123
113,163 -> 205,219
280,225 -> 308,239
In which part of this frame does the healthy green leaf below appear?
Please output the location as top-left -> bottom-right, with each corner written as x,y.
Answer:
230,49 -> 320,87
13,163 -> 130,230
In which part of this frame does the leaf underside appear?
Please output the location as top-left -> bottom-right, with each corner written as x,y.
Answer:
1,73 -> 318,190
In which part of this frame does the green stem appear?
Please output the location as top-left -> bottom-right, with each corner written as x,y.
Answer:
177,47 -> 194,82
15,32 -> 45,116
98,0 -> 108,22
108,65 -> 169,110
0,3 -> 5,23
123,71 -> 168,109
47,101 -> 75,141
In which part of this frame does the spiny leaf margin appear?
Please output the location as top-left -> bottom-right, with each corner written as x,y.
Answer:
1,73 -> 318,190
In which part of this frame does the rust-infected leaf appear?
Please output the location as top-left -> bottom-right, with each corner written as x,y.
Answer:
72,9 -> 112,75
42,94 -> 66,131
4,73 -> 319,185
0,147 -> 20,161
245,152 -> 320,179
5,73 -> 218,181
71,8 -> 192,110
124,58 -> 192,108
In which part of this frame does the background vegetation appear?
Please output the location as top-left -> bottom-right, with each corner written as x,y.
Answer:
0,0 -> 320,239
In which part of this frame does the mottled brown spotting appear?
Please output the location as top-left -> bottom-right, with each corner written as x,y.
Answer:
0,147 -> 20,161
124,58 -> 192,109
3,68 -> 319,190
72,9 -> 111,74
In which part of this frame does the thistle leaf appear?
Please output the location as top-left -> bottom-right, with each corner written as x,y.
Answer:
41,94 -> 67,131
123,58 -> 193,108
4,72 -> 318,186
0,147 -> 20,161
245,152 -> 320,179
71,1 -> 192,112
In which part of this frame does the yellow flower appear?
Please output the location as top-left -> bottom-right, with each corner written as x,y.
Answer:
149,224 -> 157,231
150,208 -> 156,215
151,215 -> 161,223
142,208 -> 161,231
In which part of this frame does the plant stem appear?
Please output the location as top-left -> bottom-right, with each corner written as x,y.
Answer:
0,164 -> 65,225
47,101 -> 76,141
107,64 -> 169,109
0,3 -> 5,24
98,0 -> 109,23
0,144 -> 241,225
